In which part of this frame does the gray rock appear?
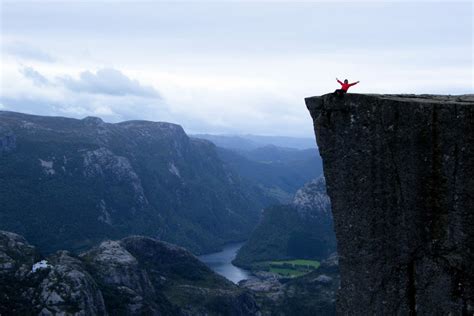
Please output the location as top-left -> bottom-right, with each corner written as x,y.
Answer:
80,239 -> 170,315
306,93 -> 474,315
0,230 -> 38,275
240,273 -> 283,293
1,231 -> 106,315
313,274 -> 332,284
36,251 -> 107,316
292,176 -> 331,218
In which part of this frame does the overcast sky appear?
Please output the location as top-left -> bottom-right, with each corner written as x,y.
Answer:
1,1 -> 472,137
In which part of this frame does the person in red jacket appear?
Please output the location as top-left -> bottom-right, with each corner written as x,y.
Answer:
334,78 -> 360,96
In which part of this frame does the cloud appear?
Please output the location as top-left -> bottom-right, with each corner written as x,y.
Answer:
4,42 -> 56,63
1,0 -> 470,137
59,68 -> 161,98
0,66 -> 169,124
0,93 -> 169,124
19,66 -> 50,86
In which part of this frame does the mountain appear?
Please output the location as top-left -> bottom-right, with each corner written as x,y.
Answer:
234,176 -> 336,268
0,111 -> 271,255
0,230 -> 259,315
192,134 -> 316,151
191,134 -> 261,151
238,145 -> 317,163
307,93 -> 474,314
241,135 -> 316,150
213,146 -> 323,203
192,134 -> 324,203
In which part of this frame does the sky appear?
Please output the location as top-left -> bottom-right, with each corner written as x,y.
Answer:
0,1 -> 472,137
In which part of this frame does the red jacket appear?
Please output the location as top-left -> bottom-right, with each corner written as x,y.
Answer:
337,79 -> 358,91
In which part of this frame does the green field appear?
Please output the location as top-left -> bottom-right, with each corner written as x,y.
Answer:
253,259 -> 320,278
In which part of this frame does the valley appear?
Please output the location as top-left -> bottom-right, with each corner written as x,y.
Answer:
3,93 -> 468,314
0,111 -> 275,255
198,242 -> 250,284
0,110 -> 337,315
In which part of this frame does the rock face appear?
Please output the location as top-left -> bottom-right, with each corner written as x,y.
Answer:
0,111 -> 269,254
36,251 -> 107,315
293,176 -> 331,218
306,93 -> 474,314
0,230 -> 259,315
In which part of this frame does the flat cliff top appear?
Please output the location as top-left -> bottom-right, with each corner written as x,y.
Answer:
306,93 -> 474,109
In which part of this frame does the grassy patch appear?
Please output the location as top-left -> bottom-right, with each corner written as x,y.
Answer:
270,259 -> 321,269
268,267 -> 307,277
252,259 -> 320,278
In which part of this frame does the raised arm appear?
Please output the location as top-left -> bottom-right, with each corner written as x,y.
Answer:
336,78 -> 343,85
349,81 -> 360,87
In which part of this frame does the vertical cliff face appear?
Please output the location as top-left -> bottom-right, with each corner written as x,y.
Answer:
306,94 -> 474,315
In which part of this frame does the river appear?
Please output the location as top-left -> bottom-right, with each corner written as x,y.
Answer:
198,242 -> 251,284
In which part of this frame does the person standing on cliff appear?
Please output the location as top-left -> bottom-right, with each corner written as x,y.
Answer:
334,78 -> 360,96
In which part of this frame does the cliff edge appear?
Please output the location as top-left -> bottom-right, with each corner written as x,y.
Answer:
306,93 -> 474,314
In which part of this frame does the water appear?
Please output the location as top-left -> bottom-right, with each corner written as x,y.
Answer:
198,242 -> 251,284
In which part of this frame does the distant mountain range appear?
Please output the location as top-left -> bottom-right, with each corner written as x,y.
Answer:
193,135 -> 323,203
192,134 -> 316,151
0,111 -> 273,254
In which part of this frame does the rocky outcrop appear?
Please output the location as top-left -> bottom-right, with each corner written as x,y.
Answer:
0,230 -> 259,315
0,231 -> 105,315
306,94 -> 474,314
293,176 -> 331,218
36,251 -> 107,315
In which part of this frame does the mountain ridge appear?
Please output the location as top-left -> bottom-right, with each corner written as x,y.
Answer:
0,110 -> 271,255
192,133 -> 316,151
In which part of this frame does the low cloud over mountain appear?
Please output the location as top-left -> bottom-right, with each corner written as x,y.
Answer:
2,66 -> 168,122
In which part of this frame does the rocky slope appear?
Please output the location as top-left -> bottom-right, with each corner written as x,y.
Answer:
234,176 -> 336,267
0,230 -> 258,315
0,111 -> 270,254
306,94 -> 474,314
